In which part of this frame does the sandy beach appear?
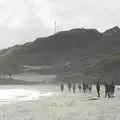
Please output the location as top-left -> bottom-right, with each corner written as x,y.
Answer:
0,85 -> 120,120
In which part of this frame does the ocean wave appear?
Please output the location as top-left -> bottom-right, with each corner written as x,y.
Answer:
0,88 -> 54,105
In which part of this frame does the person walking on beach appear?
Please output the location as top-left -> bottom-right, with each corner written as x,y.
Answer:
88,84 -> 92,93
78,84 -> 81,92
83,82 -> 86,93
104,82 -> 109,98
96,80 -> 100,97
68,83 -> 72,91
105,81 -> 115,98
108,85 -> 111,98
110,81 -> 115,97
73,84 -> 76,94
86,84 -> 89,91
60,83 -> 64,92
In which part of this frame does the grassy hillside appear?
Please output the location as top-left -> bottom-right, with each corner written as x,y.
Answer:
0,27 -> 120,83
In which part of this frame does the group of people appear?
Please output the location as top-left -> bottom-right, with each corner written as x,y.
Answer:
82,82 -> 92,93
96,80 -> 115,98
60,80 -> 115,98
60,82 -> 92,94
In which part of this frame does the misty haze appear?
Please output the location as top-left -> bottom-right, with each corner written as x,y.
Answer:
0,0 -> 120,120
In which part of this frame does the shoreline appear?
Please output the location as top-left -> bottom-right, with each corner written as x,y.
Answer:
0,85 -> 119,120
0,86 -> 119,120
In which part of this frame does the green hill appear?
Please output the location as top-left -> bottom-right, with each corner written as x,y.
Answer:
0,26 -> 120,83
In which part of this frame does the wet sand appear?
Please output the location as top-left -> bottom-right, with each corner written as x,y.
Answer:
0,85 -> 120,120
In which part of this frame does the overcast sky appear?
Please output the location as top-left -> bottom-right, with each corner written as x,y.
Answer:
0,0 -> 120,49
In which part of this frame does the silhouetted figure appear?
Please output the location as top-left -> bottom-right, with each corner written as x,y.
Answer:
60,83 -> 64,92
96,80 -> 100,97
101,80 -> 104,85
78,84 -> 81,92
108,85 -> 111,98
110,81 -> 115,97
73,84 -> 76,94
88,84 -> 92,92
83,82 -> 86,93
104,83 -> 109,98
68,83 -> 72,91
86,84 -> 89,91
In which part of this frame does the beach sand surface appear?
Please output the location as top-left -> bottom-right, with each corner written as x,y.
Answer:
0,85 -> 120,120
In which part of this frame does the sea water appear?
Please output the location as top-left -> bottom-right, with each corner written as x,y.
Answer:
0,85 -> 56,105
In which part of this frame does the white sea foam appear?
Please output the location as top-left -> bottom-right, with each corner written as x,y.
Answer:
0,88 -> 54,105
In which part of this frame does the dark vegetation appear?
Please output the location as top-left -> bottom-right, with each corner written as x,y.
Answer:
1,26 -> 120,84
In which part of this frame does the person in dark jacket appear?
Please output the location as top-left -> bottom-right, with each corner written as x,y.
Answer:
60,83 -> 64,92
108,85 -> 111,98
73,84 -> 76,94
68,83 -> 72,91
88,84 -> 92,93
104,82 -> 109,98
78,84 -> 81,92
96,80 -> 100,97
83,82 -> 86,93
110,81 -> 115,97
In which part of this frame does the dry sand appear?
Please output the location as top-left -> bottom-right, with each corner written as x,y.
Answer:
0,85 -> 120,120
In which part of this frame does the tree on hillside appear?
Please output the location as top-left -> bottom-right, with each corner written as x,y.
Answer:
64,62 -> 72,72
0,61 -> 23,80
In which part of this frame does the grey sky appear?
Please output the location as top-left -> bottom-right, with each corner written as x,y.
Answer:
0,0 -> 120,49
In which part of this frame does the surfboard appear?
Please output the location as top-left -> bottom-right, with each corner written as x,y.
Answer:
88,97 -> 99,100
